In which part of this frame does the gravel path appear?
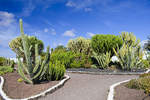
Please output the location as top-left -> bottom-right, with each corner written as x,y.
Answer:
39,73 -> 138,100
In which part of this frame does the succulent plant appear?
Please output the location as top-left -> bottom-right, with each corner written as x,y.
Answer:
17,19 -> 50,84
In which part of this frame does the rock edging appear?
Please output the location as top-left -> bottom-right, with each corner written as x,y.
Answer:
0,75 -> 70,100
107,69 -> 150,100
67,70 -> 146,75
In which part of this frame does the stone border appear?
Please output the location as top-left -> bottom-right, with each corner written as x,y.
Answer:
67,70 -> 146,75
0,75 -> 70,100
107,69 -> 150,100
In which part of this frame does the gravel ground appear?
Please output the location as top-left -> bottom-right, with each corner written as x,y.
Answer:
39,73 -> 138,100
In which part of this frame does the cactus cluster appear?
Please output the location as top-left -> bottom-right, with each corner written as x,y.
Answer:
67,37 -> 92,56
17,19 -> 50,84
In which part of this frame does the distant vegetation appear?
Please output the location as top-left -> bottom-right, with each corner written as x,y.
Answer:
6,19 -> 150,84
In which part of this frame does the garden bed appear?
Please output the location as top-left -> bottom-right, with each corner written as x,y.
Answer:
114,82 -> 150,100
1,71 -> 59,99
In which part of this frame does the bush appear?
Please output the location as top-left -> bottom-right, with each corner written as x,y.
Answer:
91,34 -> 123,56
50,50 -> 75,68
51,49 -> 92,68
49,61 -> 66,81
142,60 -> 150,69
126,77 -> 150,94
92,52 -> 111,69
139,73 -> 150,78
0,66 -> 13,75
0,57 -> 6,66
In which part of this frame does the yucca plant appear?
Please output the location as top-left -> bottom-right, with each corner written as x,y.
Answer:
17,19 -> 50,84
92,52 -> 111,69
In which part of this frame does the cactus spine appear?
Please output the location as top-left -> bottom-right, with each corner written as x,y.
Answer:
17,19 -> 50,84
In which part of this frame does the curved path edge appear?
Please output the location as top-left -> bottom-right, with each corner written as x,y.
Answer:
107,69 -> 150,100
0,75 -> 70,100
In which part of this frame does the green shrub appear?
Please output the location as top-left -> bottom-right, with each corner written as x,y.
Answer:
91,34 -> 123,56
51,49 -> 91,68
0,57 -> 6,66
126,77 -> 150,94
142,60 -> 150,69
139,73 -> 150,78
126,79 -> 141,89
92,52 -> 111,69
0,66 -> 13,75
50,50 -> 75,68
49,61 -> 65,81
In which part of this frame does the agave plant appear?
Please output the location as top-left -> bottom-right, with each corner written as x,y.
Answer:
17,19 -> 50,84
113,43 -> 144,71
92,52 -> 111,69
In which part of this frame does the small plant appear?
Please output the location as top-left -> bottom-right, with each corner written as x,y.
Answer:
17,78 -> 23,83
0,66 -> 13,75
126,77 -> 150,95
49,61 -> 65,81
92,52 -> 111,69
139,73 -> 150,78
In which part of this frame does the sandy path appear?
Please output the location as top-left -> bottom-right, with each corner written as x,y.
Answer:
39,73 -> 138,100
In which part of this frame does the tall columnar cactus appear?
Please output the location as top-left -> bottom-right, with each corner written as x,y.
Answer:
17,19 -> 50,84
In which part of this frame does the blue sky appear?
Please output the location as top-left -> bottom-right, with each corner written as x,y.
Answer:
0,0 -> 150,57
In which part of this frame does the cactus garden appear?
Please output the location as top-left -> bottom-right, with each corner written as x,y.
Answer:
0,0 -> 150,100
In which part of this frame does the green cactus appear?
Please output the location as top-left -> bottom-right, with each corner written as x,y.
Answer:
92,52 -> 111,69
17,19 -> 50,84
67,37 -> 92,56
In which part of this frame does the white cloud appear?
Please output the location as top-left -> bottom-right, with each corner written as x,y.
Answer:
0,11 -> 19,57
63,29 -> 76,37
87,32 -> 95,37
66,1 -> 76,7
44,28 -> 49,32
0,11 -> 15,27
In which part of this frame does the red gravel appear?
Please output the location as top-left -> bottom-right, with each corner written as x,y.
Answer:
1,72 -> 59,99
115,83 -> 150,100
